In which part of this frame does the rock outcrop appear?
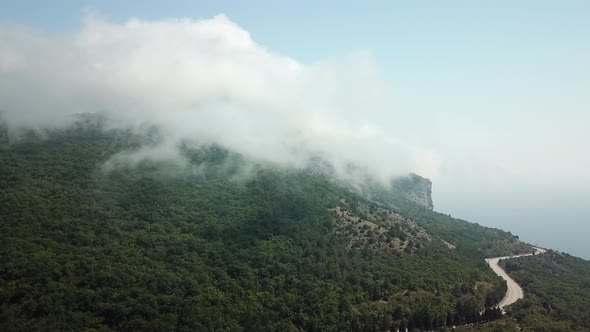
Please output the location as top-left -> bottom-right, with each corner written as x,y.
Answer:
392,173 -> 433,210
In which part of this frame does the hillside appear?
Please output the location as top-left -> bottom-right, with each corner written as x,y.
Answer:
0,121 -> 546,331
456,252 -> 590,332
502,251 -> 590,331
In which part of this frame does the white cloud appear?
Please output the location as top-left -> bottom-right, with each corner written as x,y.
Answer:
0,14 -> 439,184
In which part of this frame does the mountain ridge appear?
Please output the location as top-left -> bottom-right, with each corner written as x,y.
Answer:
391,173 -> 434,210
0,121 -> 585,331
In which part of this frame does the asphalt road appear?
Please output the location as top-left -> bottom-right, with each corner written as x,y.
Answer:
485,247 -> 546,309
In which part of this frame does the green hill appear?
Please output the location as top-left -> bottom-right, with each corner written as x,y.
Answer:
0,120 -> 562,331
502,251 -> 590,331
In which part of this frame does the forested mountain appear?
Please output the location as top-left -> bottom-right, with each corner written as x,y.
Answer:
0,119 -> 580,331
502,251 -> 590,331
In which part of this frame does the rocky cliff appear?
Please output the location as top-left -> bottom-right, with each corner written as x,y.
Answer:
392,173 -> 434,210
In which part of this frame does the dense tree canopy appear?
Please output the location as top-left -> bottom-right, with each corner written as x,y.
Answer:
503,251 -> 590,331
0,121 -> 550,331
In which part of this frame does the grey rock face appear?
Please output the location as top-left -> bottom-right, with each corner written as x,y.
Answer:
392,173 -> 434,210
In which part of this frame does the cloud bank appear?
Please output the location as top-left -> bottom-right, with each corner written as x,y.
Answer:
0,14 -> 439,183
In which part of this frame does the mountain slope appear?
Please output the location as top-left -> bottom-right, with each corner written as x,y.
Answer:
503,251 -> 590,331
0,122 -> 537,331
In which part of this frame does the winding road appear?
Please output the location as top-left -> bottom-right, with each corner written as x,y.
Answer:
485,247 -> 546,309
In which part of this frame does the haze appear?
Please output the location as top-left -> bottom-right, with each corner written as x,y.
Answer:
1,1 -> 589,259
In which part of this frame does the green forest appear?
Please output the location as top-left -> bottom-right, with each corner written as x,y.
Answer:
0,120 -> 585,331
502,251 -> 590,331
456,252 -> 590,332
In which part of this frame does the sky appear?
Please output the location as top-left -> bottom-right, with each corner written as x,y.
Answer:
1,1 -> 589,259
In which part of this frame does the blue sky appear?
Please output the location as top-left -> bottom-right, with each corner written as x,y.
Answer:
2,1 -> 589,258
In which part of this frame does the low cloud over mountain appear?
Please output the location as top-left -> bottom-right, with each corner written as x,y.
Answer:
0,14 -> 439,184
